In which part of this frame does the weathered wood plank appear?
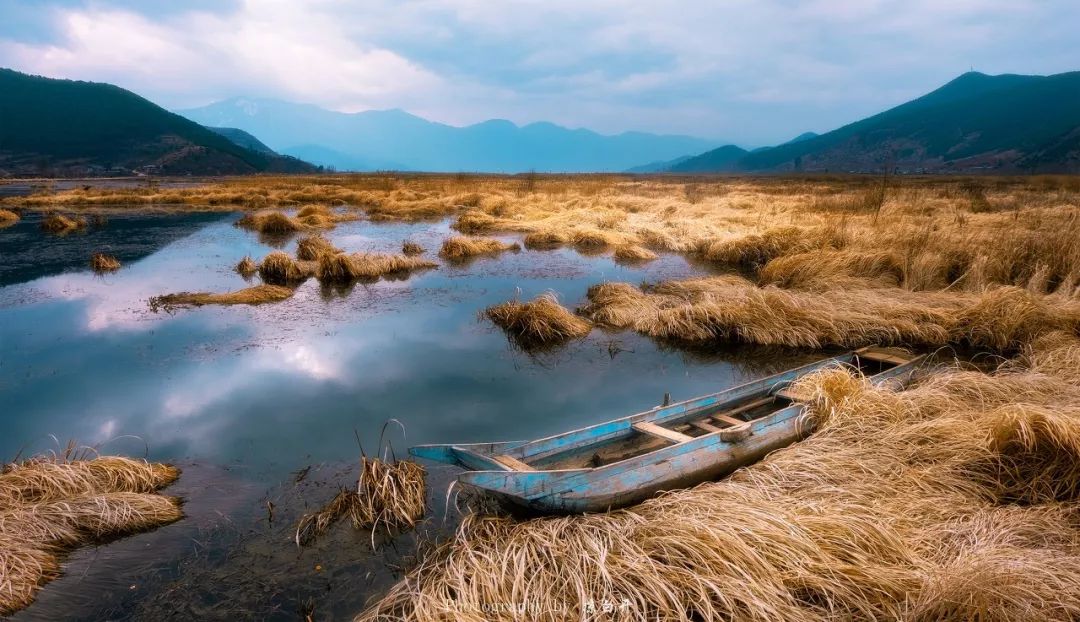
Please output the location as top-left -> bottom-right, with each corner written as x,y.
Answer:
714,414 -> 748,427
690,420 -> 722,433
493,454 -> 536,472
632,422 -> 692,444
719,423 -> 752,442
713,396 -> 774,419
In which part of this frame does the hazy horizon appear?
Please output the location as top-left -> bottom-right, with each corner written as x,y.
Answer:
2,1 -> 1079,145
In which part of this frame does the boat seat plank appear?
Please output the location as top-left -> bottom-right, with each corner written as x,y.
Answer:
690,420 -> 722,433
712,396 -> 774,419
632,421 -> 692,444
773,389 -> 798,401
859,352 -> 909,365
492,454 -> 536,472
713,414 -> 747,427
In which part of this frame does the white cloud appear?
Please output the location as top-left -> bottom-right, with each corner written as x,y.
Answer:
0,0 -> 441,111
1,0 -> 1077,143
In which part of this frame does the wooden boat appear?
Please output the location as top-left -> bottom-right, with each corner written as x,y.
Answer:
411,347 -> 924,514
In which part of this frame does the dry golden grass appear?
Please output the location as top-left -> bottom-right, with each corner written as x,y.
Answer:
235,205 -> 360,236
401,241 -> 425,256
613,244 -> 659,263
11,173 -> 1080,619
315,253 -> 437,284
149,284 -> 294,310
295,458 -> 425,545
40,213 -> 87,234
484,292 -> 592,350
296,234 -> 341,261
359,333 -> 1080,622
235,255 -> 258,278
89,252 -> 120,273
438,235 -> 520,260
523,231 -> 567,250
10,175 -> 1077,292
0,454 -> 180,615
580,277 -> 1078,352
235,210 -> 303,234
0,208 -> 19,228
258,251 -> 316,285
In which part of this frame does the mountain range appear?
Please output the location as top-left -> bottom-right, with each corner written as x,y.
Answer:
178,98 -> 721,173
667,71 -> 1080,174
0,69 -> 315,176
2,66 -> 1078,177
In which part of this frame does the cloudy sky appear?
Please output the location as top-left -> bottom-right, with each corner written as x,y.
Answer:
1,0 -> 1077,145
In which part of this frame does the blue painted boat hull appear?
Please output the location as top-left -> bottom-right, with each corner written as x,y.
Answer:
411,348 -> 924,514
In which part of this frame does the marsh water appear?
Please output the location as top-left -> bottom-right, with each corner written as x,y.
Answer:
0,209 -> 816,620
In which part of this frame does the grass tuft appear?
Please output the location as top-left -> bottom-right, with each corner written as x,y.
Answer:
401,241 -> 425,256
149,285 -> 294,310
40,213 -> 87,234
295,458 -> 425,545
438,236 -> 520,260
483,292 -> 592,350
523,231 -> 568,250
314,253 -> 437,284
235,255 -> 258,278
0,453 -> 180,615
296,235 -> 341,261
89,252 -> 121,273
258,251 -> 316,285
613,244 -> 659,263
0,209 -> 19,229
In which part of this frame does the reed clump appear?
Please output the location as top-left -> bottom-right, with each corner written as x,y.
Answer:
580,276 -> 1078,352
258,251 -> 316,285
523,231 -> 568,250
438,236 -> 520,260
613,244 -> 659,263
450,210 -> 501,234
235,210 -> 303,234
484,292 -> 592,350
235,255 -> 258,277
0,453 -> 181,615
0,209 -> 19,228
296,234 -> 342,261
295,458 -> 425,546
401,241 -> 425,256
315,253 -> 437,284
149,284 -> 294,310
697,226 -> 838,270
359,333 -> 1080,622
758,249 -> 904,290
40,213 -> 87,234
89,252 -> 121,273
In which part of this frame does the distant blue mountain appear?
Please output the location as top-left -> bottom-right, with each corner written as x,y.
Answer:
783,131 -> 819,145
666,145 -> 749,173
624,154 -> 696,173
178,98 -> 720,173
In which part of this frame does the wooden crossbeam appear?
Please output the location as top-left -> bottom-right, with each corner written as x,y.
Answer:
714,414 -> 747,427
493,454 -> 536,472
632,421 -> 693,444
859,352 -> 909,365
690,420 -> 722,433
773,389 -> 798,401
713,396 -> 773,420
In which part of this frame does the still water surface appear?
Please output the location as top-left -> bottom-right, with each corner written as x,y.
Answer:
0,210 -> 813,619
